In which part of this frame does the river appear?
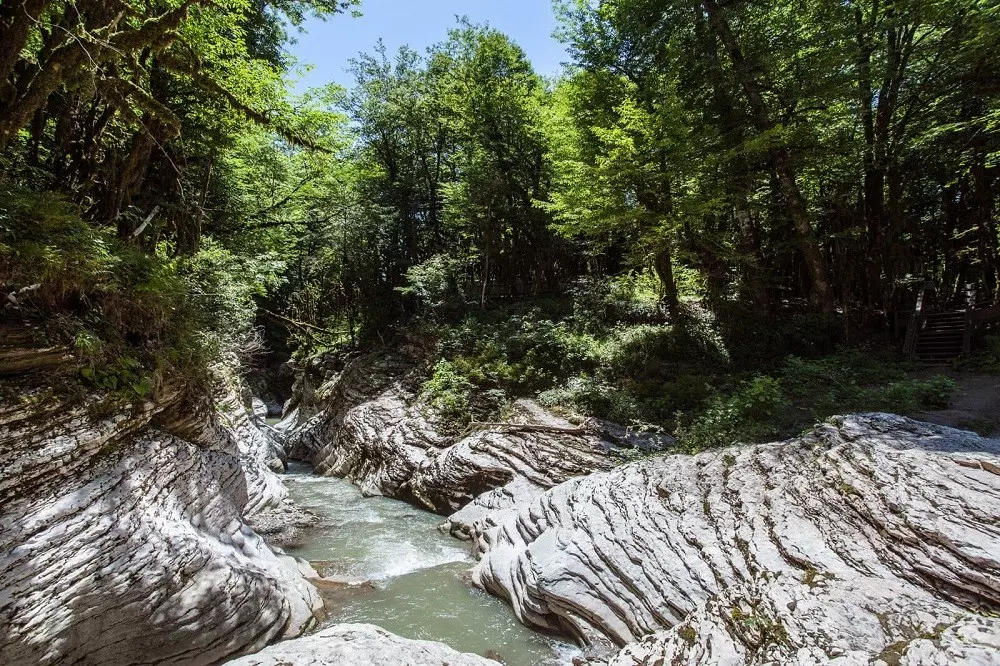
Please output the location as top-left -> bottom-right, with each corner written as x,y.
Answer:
281,462 -> 579,665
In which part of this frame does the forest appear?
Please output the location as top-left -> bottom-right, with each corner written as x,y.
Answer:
2,0 -> 999,446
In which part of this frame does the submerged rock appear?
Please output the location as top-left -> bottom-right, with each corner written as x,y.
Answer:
0,338 -> 322,666
466,414 -> 1000,663
224,623 -> 499,665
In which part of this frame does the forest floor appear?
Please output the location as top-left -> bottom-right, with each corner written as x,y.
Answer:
914,370 -> 1000,438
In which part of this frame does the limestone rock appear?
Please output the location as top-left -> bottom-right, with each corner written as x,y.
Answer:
286,348 -> 666,517
467,414 -> 1000,663
0,344 -> 322,665
215,385 -> 289,516
225,623 -> 499,665
608,577 -> 1000,665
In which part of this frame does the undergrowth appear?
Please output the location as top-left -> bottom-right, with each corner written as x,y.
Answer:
416,272 -> 958,452
1,185 -> 279,405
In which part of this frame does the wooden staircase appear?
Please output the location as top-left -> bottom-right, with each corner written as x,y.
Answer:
902,283 -> 1000,364
911,310 -> 969,364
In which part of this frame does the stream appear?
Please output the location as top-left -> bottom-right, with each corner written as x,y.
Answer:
281,462 -> 579,665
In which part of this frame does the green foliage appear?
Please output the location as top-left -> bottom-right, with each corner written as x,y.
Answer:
420,359 -> 475,430
963,335 -> 1000,374
397,254 -> 470,317
539,376 -> 642,424
0,187 -> 114,305
569,274 -> 662,329
675,376 -> 785,450
779,353 -> 955,417
675,351 -> 958,452
1,185 -> 280,398
80,358 -> 154,399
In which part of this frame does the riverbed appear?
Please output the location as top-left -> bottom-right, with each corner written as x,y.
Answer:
281,462 -> 578,665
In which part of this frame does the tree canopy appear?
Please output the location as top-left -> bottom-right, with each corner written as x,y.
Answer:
1,0 -> 997,404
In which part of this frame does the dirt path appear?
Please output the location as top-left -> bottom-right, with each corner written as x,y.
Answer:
913,371 -> 1000,437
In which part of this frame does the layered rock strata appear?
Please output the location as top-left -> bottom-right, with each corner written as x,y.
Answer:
0,338 -> 322,666
467,414 -> 1000,663
225,623 -> 499,666
285,346 -> 669,518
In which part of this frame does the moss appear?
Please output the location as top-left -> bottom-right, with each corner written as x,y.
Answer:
802,567 -> 820,588
677,625 -> 697,645
835,480 -> 860,497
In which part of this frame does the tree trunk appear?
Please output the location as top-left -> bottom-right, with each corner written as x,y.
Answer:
702,0 -> 835,313
734,196 -> 771,316
0,0 -> 51,89
653,245 -> 679,315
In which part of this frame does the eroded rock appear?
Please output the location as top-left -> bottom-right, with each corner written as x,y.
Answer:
466,414 -> 1000,663
285,347 -> 667,518
224,623 -> 499,665
0,345 -> 322,665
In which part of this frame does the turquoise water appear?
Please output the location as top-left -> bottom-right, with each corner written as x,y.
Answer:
282,463 -> 578,665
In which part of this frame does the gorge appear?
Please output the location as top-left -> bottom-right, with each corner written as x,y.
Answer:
2,0 -> 1000,663
6,326 -> 998,665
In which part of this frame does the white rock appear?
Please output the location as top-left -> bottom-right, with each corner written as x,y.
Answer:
465,414 -> 1000,663
224,623 -> 499,665
0,365 -> 321,665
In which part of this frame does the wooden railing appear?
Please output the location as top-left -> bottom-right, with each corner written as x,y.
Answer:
903,281 -> 933,358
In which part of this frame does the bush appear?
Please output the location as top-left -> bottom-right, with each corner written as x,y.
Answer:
397,254 -> 469,318
1,185 -> 282,400
675,376 -> 785,450
779,352 -> 955,417
569,273 -> 663,330
964,334 -> 1000,373
420,359 -> 474,430
439,310 -> 600,393
0,187 -> 113,305
539,375 -> 642,424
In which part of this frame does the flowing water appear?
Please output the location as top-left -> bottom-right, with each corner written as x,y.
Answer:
282,462 -> 579,665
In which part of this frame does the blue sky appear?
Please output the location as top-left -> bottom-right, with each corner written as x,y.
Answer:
285,0 -> 570,91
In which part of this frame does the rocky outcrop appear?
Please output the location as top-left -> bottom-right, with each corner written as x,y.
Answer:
608,576 -> 1000,665
225,623 -> 499,665
0,340 -> 322,665
285,346 -> 671,518
466,414 -> 1000,663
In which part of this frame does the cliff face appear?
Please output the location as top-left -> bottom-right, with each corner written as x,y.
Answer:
0,336 -> 322,666
465,414 -> 1000,663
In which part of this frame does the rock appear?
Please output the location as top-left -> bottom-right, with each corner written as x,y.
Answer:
467,414 -> 1000,663
215,384 -> 288,514
251,397 -> 268,423
0,339 -> 322,666
246,497 -> 320,548
224,623 -> 499,665
285,346 -> 446,498
608,577 -> 1000,666
286,348 -> 667,517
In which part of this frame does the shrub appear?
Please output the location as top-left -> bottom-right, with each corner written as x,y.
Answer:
676,376 -> 785,450
779,353 -> 955,417
569,273 -> 662,330
963,334 -> 1000,373
539,375 -> 642,424
420,359 -> 474,430
397,254 -> 469,317
1,185 -> 283,400
439,310 -> 599,393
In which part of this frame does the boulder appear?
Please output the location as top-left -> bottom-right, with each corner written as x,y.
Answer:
466,414 -> 1000,663
224,623 -> 499,665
